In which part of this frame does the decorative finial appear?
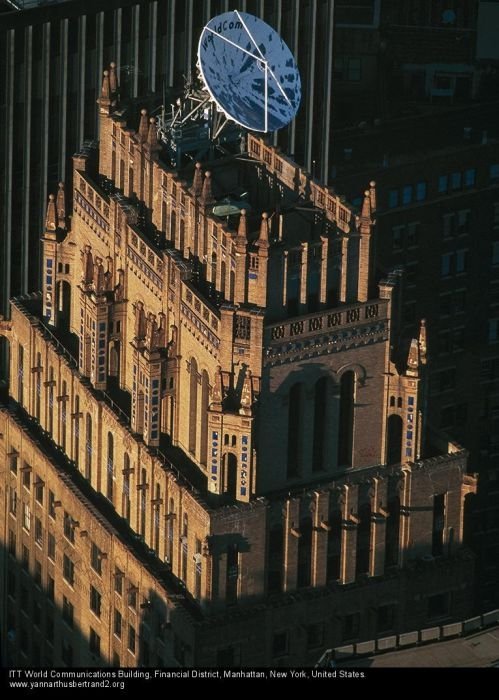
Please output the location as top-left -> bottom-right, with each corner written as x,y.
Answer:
56,182 -> 67,231
45,194 -> 57,232
147,116 -> 159,151
109,61 -> 119,94
191,162 -> 203,197
201,171 -> 214,205
256,212 -> 269,248
236,209 -> 248,246
138,108 -> 149,143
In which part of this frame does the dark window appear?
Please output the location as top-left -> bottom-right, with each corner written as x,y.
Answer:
48,490 -> 56,519
114,609 -> 122,638
22,466 -> 31,490
342,612 -> 360,641
90,586 -> 102,618
272,631 -> 289,658
89,629 -> 101,658
432,494 -> 446,556
428,592 -> 450,619
48,533 -> 56,561
63,511 -> 75,543
34,560 -> 42,586
47,575 -> 55,602
287,384 -> 302,477
35,516 -> 43,546
91,543 -> 102,575
128,624 -> 136,654
306,623 -> 324,649
35,479 -> 44,505
22,544 -> 29,571
338,372 -> 355,467
377,604 -> 395,633
63,554 -> 75,586
114,568 -> 123,595
62,639 -> 73,667
62,596 -> 74,628
8,529 -> 16,556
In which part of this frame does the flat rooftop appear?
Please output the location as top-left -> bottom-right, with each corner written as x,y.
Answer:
339,626 -> 499,668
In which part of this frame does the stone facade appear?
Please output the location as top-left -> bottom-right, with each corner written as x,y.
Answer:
0,66 -> 477,667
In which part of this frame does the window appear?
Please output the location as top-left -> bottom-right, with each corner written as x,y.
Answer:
90,586 -> 102,618
22,544 -> 29,571
450,171 -> 462,190
490,164 -> 499,182
407,222 -> 419,247
35,516 -> 43,546
464,169 -> 476,188
63,554 -> 75,586
114,609 -> 122,638
128,624 -> 136,654
8,529 -> 16,556
441,253 -> 452,277
63,511 -> 75,543
91,543 -> 102,575
48,490 -> 56,519
33,600 -> 42,628
438,175 -> 448,193
342,613 -> 360,641
62,596 -> 74,628
388,189 -> 399,208
272,631 -> 288,658
48,533 -> 56,561
415,181 -> 427,201
128,587 -> 137,610
23,502 -> 31,532
456,210 -> 470,235
456,249 -> 467,273
377,604 -> 396,633
428,592 -> 450,619
306,623 -> 324,650
35,479 -> 44,505
392,225 -> 404,250
402,185 -> 413,205
442,213 -> 454,238
7,569 -> 16,598
9,487 -> 17,516
489,319 -> 499,344
89,629 -> 101,658
493,242 -> 499,266
493,202 -> 499,225
47,575 -> 55,602
10,452 -> 18,474
114,568 -> 123,595
22,466 -> 31,490
34,560 -> 42,586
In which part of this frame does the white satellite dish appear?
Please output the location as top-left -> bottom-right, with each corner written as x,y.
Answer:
198,10 -> 301,133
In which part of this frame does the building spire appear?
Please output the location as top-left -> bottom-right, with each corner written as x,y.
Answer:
109,61 -> 119,95
236,209 -> 248,247
201,171 -> 214,205
406,338 -> 420,377
98,69 -> 112,114
147,117 -> 159,152
138,109 -> 149,143
418,318 -> 427,365
256,212 -> 269,248
359,189 -> 372,234
45,194 -> 57,232
239,369 -> 253,416
56,182 -> 67,231
369,180 -> 377,214
190,162 -> 203,197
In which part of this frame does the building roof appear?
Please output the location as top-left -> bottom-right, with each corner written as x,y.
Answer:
339,626 -> 499,668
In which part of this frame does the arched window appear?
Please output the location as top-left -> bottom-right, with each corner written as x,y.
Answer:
189,359 -> 198,455
385,476 -> 400,568
220,260 -> 226,296
35,352 -> 41,421
122,453 -> 131,524
287,383 -> 302,477
166,497 -> 175,565
327,504 -> 342,582
338,371 -> 355,467
85,413 -> 92,481
179,219 -> 185,253
106,432 -> 114,504
47,367 -> 54,436
153,483 -> 161,555
397,397 -> 403,409
61,380 -> 67,452
389,395 -> 395,407
74,395 -> 80,467
386,414 -> 403,466
200,370 -> 209,466
356,485 -> 371,577
267,525 -> 284,594
313,377 -> 328,471
297,516 -> 313,588
224,453 -> 238,499
181,513 -> 188,582
140,468 -> 147,538
170,209 -> 176,244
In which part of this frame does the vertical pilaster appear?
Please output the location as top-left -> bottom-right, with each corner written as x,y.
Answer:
340,484 -> 358,584
283,498 -> 300,591
311,490 -> 329,587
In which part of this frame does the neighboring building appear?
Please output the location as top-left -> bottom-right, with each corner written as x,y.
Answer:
0,0 -> 335,330
331,101 -> 499,612
0,67 -> 477,667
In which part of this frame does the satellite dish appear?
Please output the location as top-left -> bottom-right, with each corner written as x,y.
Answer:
198,10 -> 301,133
442,9 -> 456,25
